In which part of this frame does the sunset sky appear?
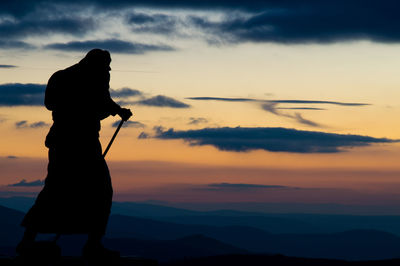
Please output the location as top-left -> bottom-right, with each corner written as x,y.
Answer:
1,0 -> 400,213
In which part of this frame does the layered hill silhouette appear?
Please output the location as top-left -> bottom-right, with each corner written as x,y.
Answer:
2,202 -> 400,261
107,214 -> 400,261
162,254 -> 400,266
5,197 -> 400,235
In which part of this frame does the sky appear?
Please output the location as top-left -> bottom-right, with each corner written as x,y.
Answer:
1,0 -> 400,213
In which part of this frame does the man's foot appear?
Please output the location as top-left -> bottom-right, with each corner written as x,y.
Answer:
16,240 -> 61,260
82,242 -> 120,261
16,240 -> 34,256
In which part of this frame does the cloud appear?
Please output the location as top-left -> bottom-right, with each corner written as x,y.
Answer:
45,39 -> 175,54
270,100 -> 369,106
206,183 -> 293,190
15,121 -> 27,128
188,117 -> 208,125
187,97 -> 255,102
277,107 -> 326,111
0,17 -> 94,39
30,121 -> 50,128
293,113 -> 320,127
0,83 -> 45,106
0,65 -> 17,68
188,96 -> 368,127
136,95 -> 190,108
0,40 -> 35,49
153,126 -> 397,153
15,120 -> 50,129
188,1 -> 400,44
8,179 -> 44,187
110,88 -> 142,98
112,120 -> 145,128
126,11 -> 179,35
261,103 -> 321,127
260,102 -> 279,115
7,155 -> 18,159
1,1 -> 400,46
138,132 -> 150,139
187,97 -> 369,106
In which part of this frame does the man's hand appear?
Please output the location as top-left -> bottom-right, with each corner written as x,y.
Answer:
118,108 -> 133,121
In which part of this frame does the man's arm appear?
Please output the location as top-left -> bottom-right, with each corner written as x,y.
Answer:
103,90 -> 132,121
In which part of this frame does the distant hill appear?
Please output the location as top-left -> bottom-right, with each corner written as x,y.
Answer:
112,201 -> 199,217
0,205 -> 25,247
4,197 -> 400,235
107,214 -> 400,260
0,197 -> 35,213
161,254 -> 400,266
2,201 -> 400,260
105,234 -> 247,261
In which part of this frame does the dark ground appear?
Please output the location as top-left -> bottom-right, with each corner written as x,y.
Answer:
0,256 -> 157,266
2,254 -> 400,266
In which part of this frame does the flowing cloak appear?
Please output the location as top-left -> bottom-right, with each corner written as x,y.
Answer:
21,62 -> 121,235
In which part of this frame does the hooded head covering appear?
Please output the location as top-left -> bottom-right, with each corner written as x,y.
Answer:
79,49 -> 111,71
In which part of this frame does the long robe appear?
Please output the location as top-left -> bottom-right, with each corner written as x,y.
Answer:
21,63 -> 120,235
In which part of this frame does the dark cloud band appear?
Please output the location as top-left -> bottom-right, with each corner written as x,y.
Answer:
45,39 -> 175,54
0,40 -> 34,49
0,83 -> 45,106
0,17 -> 94,40
136,95 -> 190,108
153,126 -> 396,153
1,0 -> 399,48
1,0 -> 400,46
0,65 -> 17,68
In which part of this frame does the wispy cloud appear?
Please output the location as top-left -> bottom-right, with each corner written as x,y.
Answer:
261,103 -> 321,127
277,107 -> 326,111
110,88 -> 143,98
187,97 -> 255,102
126,11 -> 180,35
205,183 -> 295,191
45,39 -> 175,54
136,95 -> 190,108
293,113 -> 320,127
138,132 -> 150,139
153,126 -> 396,153
0,65 -> 17,68
187,97 -> 369,106
8,179 -> 44,187
188,117 -> 208,125
0,40 -> 35,49
15,120 -> 49,129
188,96 -> 368,127
112,120 -> 145,128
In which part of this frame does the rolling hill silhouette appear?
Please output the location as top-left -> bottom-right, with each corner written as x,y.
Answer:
104,234 -> 247,261
2,203 -> 400,261
0,205 -> 25,247
4,197 -> 400,235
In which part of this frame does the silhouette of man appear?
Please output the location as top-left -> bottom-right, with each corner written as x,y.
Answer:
17,49 -> 132,259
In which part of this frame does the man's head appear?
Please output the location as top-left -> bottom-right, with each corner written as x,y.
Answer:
79,49 -> 111,71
